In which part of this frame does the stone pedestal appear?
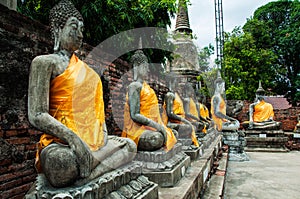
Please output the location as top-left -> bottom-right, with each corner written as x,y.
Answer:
222,131 -> 249,161
25,162 -> 158,199
198,128 -> 219,149
245,130 -> 289,152
134,143 -> 190,187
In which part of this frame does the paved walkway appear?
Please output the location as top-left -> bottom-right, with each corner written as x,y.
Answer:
224,151 -> 300,199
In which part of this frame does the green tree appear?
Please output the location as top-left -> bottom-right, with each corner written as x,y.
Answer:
198,44 -> 214,73
243,0 -> 300,105
17,0 -> 185,63
223,27 -> 277,100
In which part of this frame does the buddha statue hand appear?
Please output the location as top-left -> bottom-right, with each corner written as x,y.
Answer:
148,119 -> 167,145
68,135 -> 93,178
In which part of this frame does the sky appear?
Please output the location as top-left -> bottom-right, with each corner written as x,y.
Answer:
171,0 -> 276,49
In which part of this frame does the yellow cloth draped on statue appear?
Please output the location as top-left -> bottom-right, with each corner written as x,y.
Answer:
122,82 -> 177,151
199,103 -> 209,119
189,98 -> 199,121
36,54 -> 105,171
172,93 -> 186,120
199,103 -> 209,133
211,96 -> 227,131
163,93 -> 199,147
253,100 -> 274,122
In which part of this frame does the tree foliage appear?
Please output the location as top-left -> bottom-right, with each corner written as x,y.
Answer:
223,27 -> 277,101
223,0 -> 300,105
198,44 -> 214,73
17,0 -> 184,63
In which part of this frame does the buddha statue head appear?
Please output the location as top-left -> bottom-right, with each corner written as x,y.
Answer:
131,49 -> 149,81
166,72 -> 177,92
255,80 -> 266,101
214,71 -> 225,95
49,0 -> 84,52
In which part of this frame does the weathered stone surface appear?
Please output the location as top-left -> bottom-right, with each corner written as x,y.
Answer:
222,131 -> 249,162
134,143 -> 191,187
25,162 -> 158,199
245,129 -> 289,152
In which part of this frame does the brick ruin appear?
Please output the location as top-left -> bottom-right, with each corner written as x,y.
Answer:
0,4 -> 299,199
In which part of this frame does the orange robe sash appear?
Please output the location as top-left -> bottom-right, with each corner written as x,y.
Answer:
253,100 -> 274,122
122,82 -> 177,151
211,95 -> 227,131
36,54 -> 105,171
189,98 -> 200,121
172,93 -> 199,147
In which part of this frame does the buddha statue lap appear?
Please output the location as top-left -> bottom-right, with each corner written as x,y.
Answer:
27,0 -> 137,188
242,81 -> 281,130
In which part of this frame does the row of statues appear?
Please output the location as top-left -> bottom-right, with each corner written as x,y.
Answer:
27,0 -> 283,190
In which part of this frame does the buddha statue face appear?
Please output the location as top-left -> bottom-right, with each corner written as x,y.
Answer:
59,17 -> 84,52
136,61 -> 149,79
215,81 -> 225,95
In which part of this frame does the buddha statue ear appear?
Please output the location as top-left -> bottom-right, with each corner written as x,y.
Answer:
133,65 -> 137,81
53,27 -> 61,52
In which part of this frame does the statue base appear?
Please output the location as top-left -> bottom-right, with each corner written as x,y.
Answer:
245,129 -> 289,152
222,131 -> 249,162
25,162 -> 158,199
134,143 -> 191,187
198,127 -> 220,149
177,138 -> 201,160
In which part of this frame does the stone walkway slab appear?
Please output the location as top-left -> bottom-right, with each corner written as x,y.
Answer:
224,151 -> 300,199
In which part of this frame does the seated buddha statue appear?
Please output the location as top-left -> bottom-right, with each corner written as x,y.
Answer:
121,48 -> 177,151
243,81 -> 281,130
28,0 -> 136,187
195,91 -> 212,133
182,83 -> 207,133
211,72 -> 240,131
163,75 -> 199,147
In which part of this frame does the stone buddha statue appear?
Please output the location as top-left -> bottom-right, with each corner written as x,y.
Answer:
243,81 -> 281,130
195,91 -> 212,134
163,75 -> 199,147
182,83 -> 207,133
28,0 -> 136,187
211,72 -> 240,131
121,48 -> 177,151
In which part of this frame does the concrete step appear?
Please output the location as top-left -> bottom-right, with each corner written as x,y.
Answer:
202,153 -> 228,199
158,135 -> 223,199
244,147 -> 289,153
